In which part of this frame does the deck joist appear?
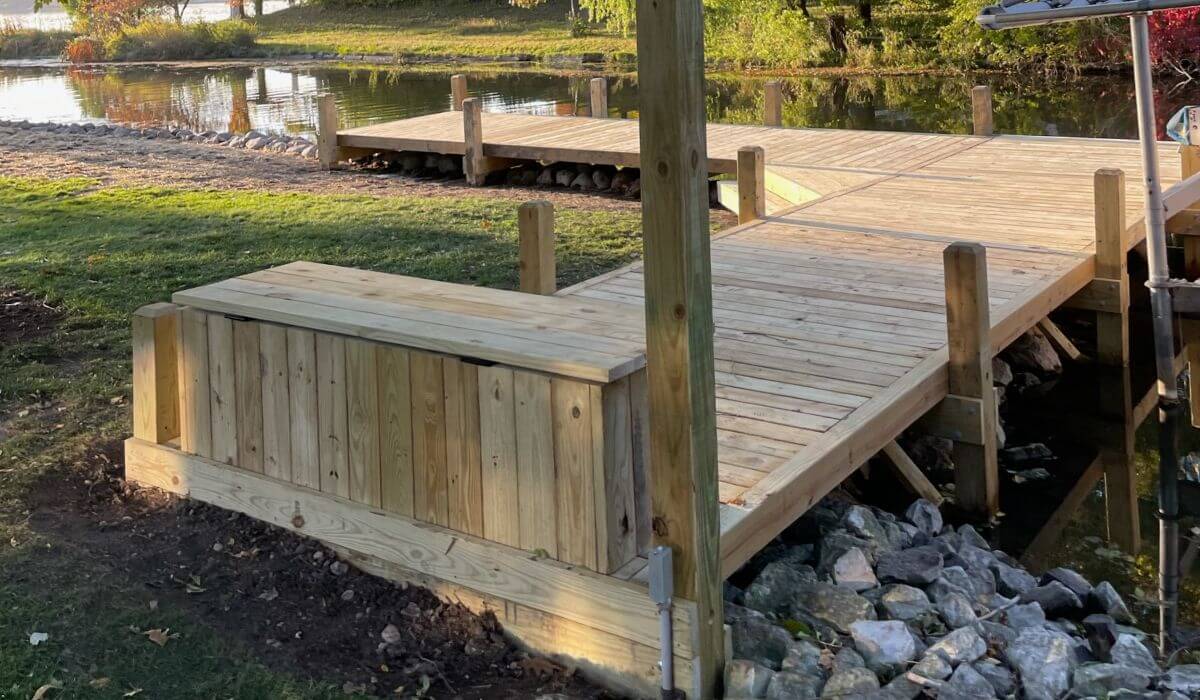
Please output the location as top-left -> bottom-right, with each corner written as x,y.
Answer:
338,111 -> 1180,577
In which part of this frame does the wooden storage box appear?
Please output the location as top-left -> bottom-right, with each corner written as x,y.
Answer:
138,262 -> 650,575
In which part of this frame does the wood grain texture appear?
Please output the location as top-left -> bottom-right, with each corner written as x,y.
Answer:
411,351 -> 449,526
378,345 -> 415,517
513,370 -> 557,557
132,303 -> 180,444
206,313 -> 238,465
287,328 -> 321,490
177,307 -> 212,457
590,77 -> 608,118
478,365 -> 521,547
1094,168 -> 1129,367
552,378 -> 598,570
346,339 -> 382,507
232,320 -> 264,472
316,334 -> 351,499
444,358 -> 483,537
518,201 -> 556,295
316,93 -> 339,169
259,323 -> 292,482
737,146 -> 765,225
763,81 -> 782,127
596,380 -> 637,572
971,85 -> 993,137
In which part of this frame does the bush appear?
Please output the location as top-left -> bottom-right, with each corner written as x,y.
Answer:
704,0 -> 831,68
0,21 -> 73,59
102,18 -> 257,60
65,35 -> 103,61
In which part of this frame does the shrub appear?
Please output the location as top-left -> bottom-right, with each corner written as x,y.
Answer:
102,18 -> 257,60
0,20 -> 73,59
65,35 -> 103,61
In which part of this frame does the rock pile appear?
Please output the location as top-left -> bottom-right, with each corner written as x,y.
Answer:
0,119 -> 321,159
723,498 -> 1198,699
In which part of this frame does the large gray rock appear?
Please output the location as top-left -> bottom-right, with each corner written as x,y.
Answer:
832,647 -> 865,673
980,620 -> 1017,651
955,543 -> 997,573
744,560 -> 817,616
910,653 -> 953,681
1004,601 -> 1046,631
957,524 -> 990,550
944,663 -> 996,699
1005,627 -> 1075,700
725,660 -> 774,698
820,667 -> 878,698
832,548 -> 877,592
876,546 -> 943,586
1005,326 -> 1062,374
817,530 -> 876,576
924,627 -> 987,666
1083,613 -> 1119,661
906,435 -> 954,473
765,671 -> 822,699
1162,665 -> 1200,694
937,592 -> 979,630
1020,581 -> 1083,617
972,659 -> 1015,696
1109,633 -> 1158,674
879,584 -> 933,621
904,499 -> 943,537
782,640 -> 824,677
1071,663 -> 1152,696
1090,581 -> 1135,624
1042,567 -> 1093,599
726,605 -> 793,669
992,561 -> 1038,597
992,356 -> 1014,386
849,620 -> 917,675
794,583 -> 876,634
942,565 -> 995,604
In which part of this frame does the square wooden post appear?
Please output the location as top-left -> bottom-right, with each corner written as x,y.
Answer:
943,242 -> 999,517
451,74 -> 468,111
636,0 -> 724,695
764,81 -> 782,128
463,97 -> 486,186
132,303 -> 180,445
590,77 -> 609,118
316,93 -> 339,170
1094,168 -> 1130,367
1178,149 -> 1200,427
972,86 -> 993,137
518,200 -> 556,295
737,146 -> 765,224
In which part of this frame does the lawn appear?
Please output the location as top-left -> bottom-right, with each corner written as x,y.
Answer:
254,0 -> 635,61
0,175 -> 645,698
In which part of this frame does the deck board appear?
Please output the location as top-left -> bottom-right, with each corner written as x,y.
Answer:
337,110 -> 1176,576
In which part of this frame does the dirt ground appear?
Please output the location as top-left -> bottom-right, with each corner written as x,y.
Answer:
0,124 -> 649,212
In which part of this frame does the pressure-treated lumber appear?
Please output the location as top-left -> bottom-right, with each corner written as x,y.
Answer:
635,0 -> 724,692
450,74 -> 467,111
316,93 -> 339,170
971,85 -> 993,137
1179,147 -> 1200,427
462,97 -> 486,186
518,200 -> 556,295
764,81 -> 783,128
880,440 -> 943,505
132,303 -> 180,444
737,146 -> 766,225
1094,168 -> 1130,367
1037,318 -> 1083,363
943,242 -> 998,517
176,307 -> 212,458
590,77 -> 608,119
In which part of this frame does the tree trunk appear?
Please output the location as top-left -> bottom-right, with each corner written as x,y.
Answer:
253,0 -> 263,16
828,13 -> 847,54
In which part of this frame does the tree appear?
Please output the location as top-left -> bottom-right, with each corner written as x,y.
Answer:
1149,7 -> 1200,76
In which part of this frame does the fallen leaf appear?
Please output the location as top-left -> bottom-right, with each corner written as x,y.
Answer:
148,600 -> 158,611
258,588 -> 279,602
32,681 -> 62,700
143,628 -> 177,647
29,632 -> 48,646
123,689 -> 143,697
89,678 -> 111,689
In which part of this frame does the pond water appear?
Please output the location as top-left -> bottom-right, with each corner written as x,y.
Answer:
2,61 -> 1200,141
0,58 -> 1197,634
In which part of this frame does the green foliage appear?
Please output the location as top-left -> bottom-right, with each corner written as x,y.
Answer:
705,0 -> 830,68
578,0 -> 633,35
102,18 -> 257,60
0,21 -> 72,58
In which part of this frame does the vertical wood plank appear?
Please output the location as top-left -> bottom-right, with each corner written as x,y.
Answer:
451,73 -> 468,111
132,303 -> 180,445
763,80 -> 782,127
972,85 -> 993,137
207,313 -> 238,465
1094,168 -> 1129,367
514,370 -> 557,557
445,359 -> 484,537
636,0 -> 724,690
479,365 -> 520,547
346,339 -> 381,507
519,201 -> 556,295
287,328 -> 320,490
316,93 -> 339,170
552,378 -> 597,570
177,307 -> 212,458
411,351 -> 449,526
944,242 -> 998,516
589,77 -> 608,118
595,380 -> 637,573
737,145 -> 765,225
316,333 -> 350,499
628,369 -> 652,555
259,323 -> 292,482
462,97 -> 486,186
378,345 -> 415,517
232,320 -> 263,472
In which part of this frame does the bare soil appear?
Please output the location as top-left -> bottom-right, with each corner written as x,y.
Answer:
0,288 -> 63,347
25,438 -> 618,699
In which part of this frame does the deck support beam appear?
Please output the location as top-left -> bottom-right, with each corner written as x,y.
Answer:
737,146 -> 765,224
881,441 -> 943,506
764,81 -> 782,128
635,0 -> 724,693
1178,147 -> 1200,427
518,201 -> 556,295
943,242 -> 999,518
1093,168 -> 1131,367
316,93 -> 340,170
132,303 -> 180,445
451,74 -> 468,111
590,78 -> 609,118
461,98 -> 511,186
971,86 -> 993,137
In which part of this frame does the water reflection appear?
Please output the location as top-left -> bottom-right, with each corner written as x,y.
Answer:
0,62 -> 1186,141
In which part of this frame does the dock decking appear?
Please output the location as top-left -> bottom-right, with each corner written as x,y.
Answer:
337,111 -> 1179,577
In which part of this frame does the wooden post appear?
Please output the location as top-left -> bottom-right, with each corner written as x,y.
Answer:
316,93 -> 339,170
462,97 -> 486,186
590,77 -> 609,118
132,302 -> 180,445
737,146 -> 765,224
451,74 -> 468,111
518,200 -> 556,295
971,85 -> 993,137
1094,168 -> 1129,367
1180,150 -> 1200,427
943,242 -> 999,517
764,80 -> 782,128
636,0 -> 723,694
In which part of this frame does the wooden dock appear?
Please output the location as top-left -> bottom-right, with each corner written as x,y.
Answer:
335,107 -> 1183,577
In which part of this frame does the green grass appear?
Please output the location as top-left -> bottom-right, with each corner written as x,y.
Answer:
0,22 -> 71,59
0,175 -> 645,697
253,0 -> 635,60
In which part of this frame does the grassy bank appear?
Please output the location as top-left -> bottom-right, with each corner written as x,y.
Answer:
0,23 -> 72,59
0,175 -> 644,698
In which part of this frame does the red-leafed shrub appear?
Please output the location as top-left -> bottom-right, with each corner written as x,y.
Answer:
64,35 -> 103,62
1149,7 -> 1200,71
